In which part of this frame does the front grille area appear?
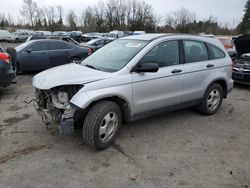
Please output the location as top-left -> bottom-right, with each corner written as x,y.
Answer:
232,72 -> 250,83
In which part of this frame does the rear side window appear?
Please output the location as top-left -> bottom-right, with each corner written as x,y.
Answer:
207,44 -> 225,59
49,41 -> 68,50
183,40 -> 208,63
30,43 -> 48,51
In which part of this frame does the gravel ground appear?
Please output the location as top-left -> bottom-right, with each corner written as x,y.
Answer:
0,42 -> 250,188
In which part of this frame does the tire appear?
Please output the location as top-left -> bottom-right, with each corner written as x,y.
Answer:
82,101 -> 122,150
197,83 -> 223,115
69,57 -> 81,64
15,62 -> 22,74
15,38 -> 20,43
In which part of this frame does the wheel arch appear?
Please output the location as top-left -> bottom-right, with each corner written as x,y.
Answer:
206,79 -> 228,98
85,96 -> 132,123
73,94 -> 132,124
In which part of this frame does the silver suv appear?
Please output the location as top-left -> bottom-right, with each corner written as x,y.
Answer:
33,34 -> 234,150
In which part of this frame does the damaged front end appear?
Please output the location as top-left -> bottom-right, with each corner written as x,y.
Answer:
34,85 -> 83,134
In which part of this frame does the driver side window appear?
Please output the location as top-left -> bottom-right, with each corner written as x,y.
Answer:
30,43 -> 48,52
139,40 -> 179,68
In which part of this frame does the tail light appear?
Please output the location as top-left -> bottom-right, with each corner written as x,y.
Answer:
88,48 -> 93,56
0,52 -> 10,64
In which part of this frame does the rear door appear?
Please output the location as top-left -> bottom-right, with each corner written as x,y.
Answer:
181,40 -> 224,102
48,41 -> 71,67
20,42 -> 49,71
132,40 -> 184,114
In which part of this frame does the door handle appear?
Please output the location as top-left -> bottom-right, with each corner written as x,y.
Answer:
171,69 -> 182,74
207,64 -> 214,68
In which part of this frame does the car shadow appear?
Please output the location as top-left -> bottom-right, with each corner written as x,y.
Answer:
234,83 -> 250,91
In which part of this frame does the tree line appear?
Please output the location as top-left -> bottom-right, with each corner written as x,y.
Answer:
0,0 -> 247,35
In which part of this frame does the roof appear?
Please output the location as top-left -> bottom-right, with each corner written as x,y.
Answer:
122,34 -> 171,41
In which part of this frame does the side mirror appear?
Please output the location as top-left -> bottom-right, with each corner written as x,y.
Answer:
26,48 -> 32,53
134,63 -> 159,73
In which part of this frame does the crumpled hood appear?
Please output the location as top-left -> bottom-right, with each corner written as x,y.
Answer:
32,63 -> 111,90
234,34 -> 250,56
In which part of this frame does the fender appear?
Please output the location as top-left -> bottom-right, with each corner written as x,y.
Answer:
70,83 -> 134,115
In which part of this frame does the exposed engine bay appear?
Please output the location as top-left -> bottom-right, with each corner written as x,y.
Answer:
34,85 -> 83,133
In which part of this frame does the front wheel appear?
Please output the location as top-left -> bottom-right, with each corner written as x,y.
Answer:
197,83 -> 223,115
82,101 -> 122,150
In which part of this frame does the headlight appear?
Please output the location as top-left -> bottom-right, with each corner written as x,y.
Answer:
57,92 -> 69,104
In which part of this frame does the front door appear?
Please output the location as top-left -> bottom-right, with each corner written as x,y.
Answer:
132,40 -> 184,114
21,42 -> 49,71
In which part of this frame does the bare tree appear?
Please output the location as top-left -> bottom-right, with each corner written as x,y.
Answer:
165,7 -> 196,32
56,5 -> 64,23
93,0 -> 106,31
44,6 -> 56,26
67,10 -> 77,30
80,6 -> 96,32
20,0 -> 38,27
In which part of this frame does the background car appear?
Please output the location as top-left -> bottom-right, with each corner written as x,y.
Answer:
69,31 -> 83,42
26,35 -> 80,46
232,34 -> 250,84
6,32 -> 28,43
15,39 -> 91,73
80,38 -> 113,51
52,31 -> 68,36
133,31 -> 146,35
0,45 -> 16,87
216,36 -> 234,49
0,30 -> 10,41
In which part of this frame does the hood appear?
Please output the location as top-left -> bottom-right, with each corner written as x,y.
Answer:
32,63 -> 111,90
234,34 -> 250,55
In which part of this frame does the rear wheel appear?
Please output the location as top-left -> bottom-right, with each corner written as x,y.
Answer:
15,38 -> 20,43
197,83 -> 223,115
69,57 -> 81,64
82,101 -> 122,150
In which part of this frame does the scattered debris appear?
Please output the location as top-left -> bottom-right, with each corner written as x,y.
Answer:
129,173 -> 137,181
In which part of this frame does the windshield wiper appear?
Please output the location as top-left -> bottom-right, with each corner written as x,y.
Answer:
85,64 -> 99,70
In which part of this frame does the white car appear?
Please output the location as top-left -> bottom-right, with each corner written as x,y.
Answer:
0,30 -> 10,41
6,32 -> 28,43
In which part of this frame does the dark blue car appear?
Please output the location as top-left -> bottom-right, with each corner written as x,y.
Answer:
0,45 -> 16,87
15,39 -> 91,73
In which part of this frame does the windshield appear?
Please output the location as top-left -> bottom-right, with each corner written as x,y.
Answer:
15,41 -> 33,51
82,39 -> 148,72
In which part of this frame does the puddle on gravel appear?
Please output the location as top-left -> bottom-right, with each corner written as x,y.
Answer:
3,114 -> 32,126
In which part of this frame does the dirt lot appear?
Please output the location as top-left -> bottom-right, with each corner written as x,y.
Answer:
0,42 -> 250,188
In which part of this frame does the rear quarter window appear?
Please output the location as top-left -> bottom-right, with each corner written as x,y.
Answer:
207,44 -> 225,59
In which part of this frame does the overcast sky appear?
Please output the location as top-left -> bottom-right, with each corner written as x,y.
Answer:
0,0 -> 247,28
